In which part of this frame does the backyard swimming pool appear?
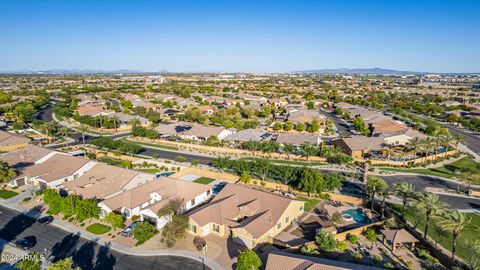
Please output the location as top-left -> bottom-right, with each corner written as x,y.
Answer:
341,208 -> 371,223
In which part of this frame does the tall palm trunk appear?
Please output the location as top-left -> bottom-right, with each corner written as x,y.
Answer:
452,230 -> 459,262
424,210 -> 431,239
381,197 -> 386,219
370,191 -> 376,211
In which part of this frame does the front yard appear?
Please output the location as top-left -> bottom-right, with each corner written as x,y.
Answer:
86,223 -> 112,234
0,189 -> 19,199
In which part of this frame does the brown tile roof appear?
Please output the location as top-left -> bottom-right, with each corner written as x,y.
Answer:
0,145 -> 52,168
266,251 -> 383,270
23,154 -> 89,182
188,184 -> 297,238
275,133 -> 321,146
380,229 -> 418,244
0,131 -> 30,146
102,177 -> 211,212
336,135 -> 385,151
182,125 -> 226,138
63,163 -> 146,199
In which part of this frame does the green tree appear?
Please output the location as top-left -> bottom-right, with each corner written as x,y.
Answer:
437,210 -> 472,261
299,143 -> 319,161
282,143 -> 296,159
236,249 -> 262,270
295,122 -> 306,132
211,157 -> 231,173
47,257 -> 79,270
252,159 -> 271,181
239,172 -> 252,184
309,119 -> 320,132
393,182 -> 416,220
364,228 -> 377,248
15,252 -> 41,270
162,215 -> 189,247
104,212 -> 124,231
366,176 -> 388,211
0,161 -> 17,187
283,121 -> 293,131
315,229 -> 337,252
352,116 -> 370,135
416,192 -> 447,239
272,122 -> 283,131
298,168 -> 324,197
133,221 -> 157,245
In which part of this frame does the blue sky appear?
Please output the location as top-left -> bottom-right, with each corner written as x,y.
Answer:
0,0 -> 479,73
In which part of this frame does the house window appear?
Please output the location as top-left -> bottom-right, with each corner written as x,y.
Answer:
190,198 -> 195,206
189,224 -> 197,233
64,178 -> 68,183
74,174 -> 79,179
285,217 -> 289,223
213,224 -> 220,233
207,190 -> 211,196
277,223 -> 281,229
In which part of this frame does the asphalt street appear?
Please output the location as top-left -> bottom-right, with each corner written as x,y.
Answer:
0,206 -> 210,270
139,146 -> 214,165
441,123 -> 480,154
380,174 -> 480,210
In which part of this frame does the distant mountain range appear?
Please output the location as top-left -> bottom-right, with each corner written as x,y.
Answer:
295,68 -> 429,75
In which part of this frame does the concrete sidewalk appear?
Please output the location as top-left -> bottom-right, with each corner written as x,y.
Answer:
0,198 -> 224,270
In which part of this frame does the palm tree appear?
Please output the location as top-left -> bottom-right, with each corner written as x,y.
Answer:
59,127 -> 71,147
422,137 -> 435,163
366,176 -> 388,211
77,125 -> 88,145
384,147 -> 395,160
393,182 -> 416,220
378,191 -> 391,219
452,134 -> 466,154
408,137 -> 423,164
415,192 -> 447,239
437,209 -> 472,262
111,115 -> 120,132
44,122 -> 57,144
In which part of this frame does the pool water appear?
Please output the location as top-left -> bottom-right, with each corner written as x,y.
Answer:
341,208 -> 371,223
156,172 -> 174,177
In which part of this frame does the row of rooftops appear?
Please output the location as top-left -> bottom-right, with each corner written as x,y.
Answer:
0,143 -> 301,241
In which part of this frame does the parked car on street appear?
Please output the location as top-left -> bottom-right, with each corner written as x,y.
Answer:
15,236 -> 36,250
37,215 -> 54,224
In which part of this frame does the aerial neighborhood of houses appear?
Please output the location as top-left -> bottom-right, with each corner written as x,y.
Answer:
0,72 -> 480,270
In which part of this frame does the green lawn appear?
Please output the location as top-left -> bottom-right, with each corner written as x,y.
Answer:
137,142 -> 179,151
388,203 -> 480,261
0,189 -> 19,199
380,157 -> 478,179
86,223 -> 111,235
193,177 -> 215,185
138,168 -> 161,174
296,196 -> 320,212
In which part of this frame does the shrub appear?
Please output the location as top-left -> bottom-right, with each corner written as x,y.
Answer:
131,215 -> 140,221
315,229 -> 337,252
406,261 -> 413,270
175,155 -> 186,162
336,241 -> 348,252
22,197 -> 31,202
348,234 -> 360,245
133,221 -> 157,246
193,236 -> 206,251
35,190 -> 43,196
383,262 -> 394,269
260,181 -> 266,187
372,254 -> 382,263
352,252 -> 363,260
253,180 -> 258,185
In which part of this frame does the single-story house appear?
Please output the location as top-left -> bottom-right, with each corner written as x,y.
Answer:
383,128 -> 427,146
331,135 -> 385,158
266,251 -> 382,270
223,129 -> 271,143
181,125 -> 234,141
63,163 -> 154,200
0,145 -> 55,187
154,122 -> 192,137
187,183 -> 304,248
0,131 -> 31,151
287,110 -> 326,125
22,154 -> 96,189
99,177 -> 212,229
275,133 -> 322,146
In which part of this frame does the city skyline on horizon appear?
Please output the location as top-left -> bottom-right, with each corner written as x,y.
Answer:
1,0 -> 479,73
